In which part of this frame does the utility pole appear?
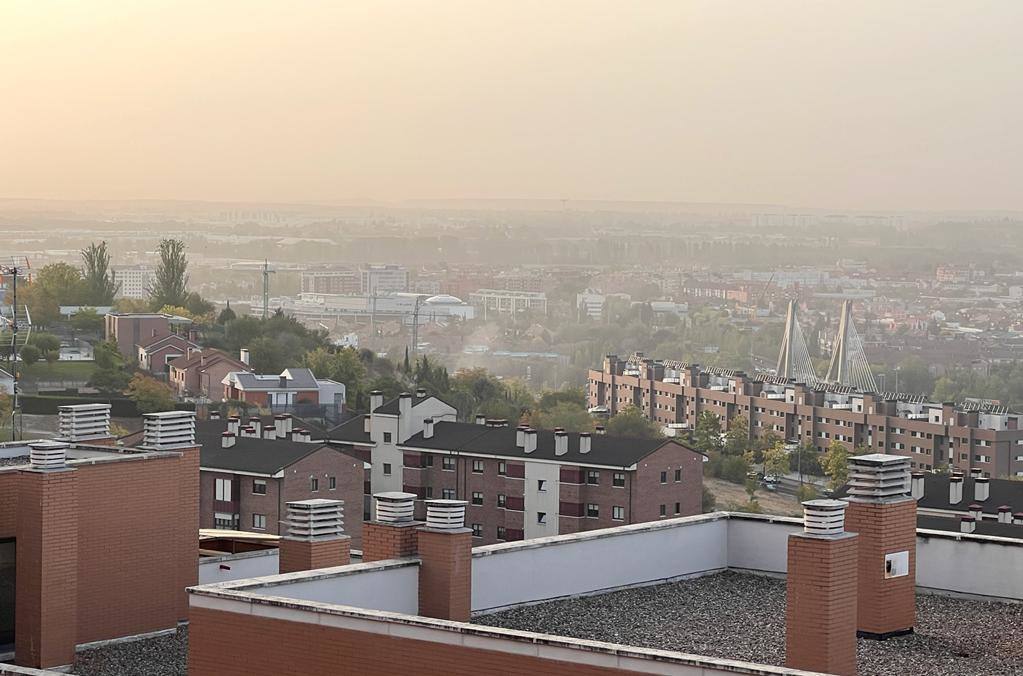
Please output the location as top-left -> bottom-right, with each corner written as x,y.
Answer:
1,257 -> 31,441
411,295 -> 423,361
261,259 -> 275,320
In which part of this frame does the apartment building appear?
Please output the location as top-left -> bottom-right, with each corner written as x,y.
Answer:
360,264 -> 408,294
399,420 -> 703,545
195,417 -> 365,547
300,266 -> 360,295
468,288 -> 548,316
0,405 -> 197,669
589,353 -> 1023,478
110,264 -> 153,300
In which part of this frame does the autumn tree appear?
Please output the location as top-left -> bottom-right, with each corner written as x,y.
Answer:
605,405 -> 662,438
80,241 -> 120,305
126,373 -> 177,414
149,238 -> 189,309
822,440 -> 851,490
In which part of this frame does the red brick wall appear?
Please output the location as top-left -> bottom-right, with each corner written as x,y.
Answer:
844,498 -> 916,637
785,533 -> 858,676
0,471 -> 19,538
282,448 -> 365,549
188,607 -> 637,676
278,537 -> 351,574
361,522 -> 420,562
417,529 -> 471,621
630,442 -> 703,523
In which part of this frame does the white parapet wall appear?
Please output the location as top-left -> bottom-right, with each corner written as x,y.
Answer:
199,550 -> 280,585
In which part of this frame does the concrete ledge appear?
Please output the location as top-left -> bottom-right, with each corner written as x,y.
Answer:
191,557 -> 420,592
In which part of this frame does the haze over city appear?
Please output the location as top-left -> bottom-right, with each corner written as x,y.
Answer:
4,1 -> 1023,210
3,3 -> 1023,676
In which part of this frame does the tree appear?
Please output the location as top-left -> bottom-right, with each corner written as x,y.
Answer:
18,344 -> 40,366
80,241 -> 119,305
701,485 -> 717,513
692,411 -> 723,455
796,484 -> 819,502
28,333 -> 61,356
822,440 -> 851,490
70,308 -> 104,334
303,347 -> 368,408
719,454 -> 750,483
763,440 -> 790,478
529,402 -> 594,432
723,414 -> 749,456
605,405 -> 661,438
126,373 -> 177,414
217,302 -> 237,325
90,340 -> 131,393
789,442 -> 823,476
35,262 -> 86,305
149,238 -> 189,309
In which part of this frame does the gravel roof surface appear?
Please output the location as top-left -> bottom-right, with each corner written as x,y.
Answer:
0,456 -> 29,467
475,571 -> 1023,676
72,627 -> 187,676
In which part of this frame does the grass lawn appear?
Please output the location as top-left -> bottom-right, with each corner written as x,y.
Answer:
13,360 -> 98,383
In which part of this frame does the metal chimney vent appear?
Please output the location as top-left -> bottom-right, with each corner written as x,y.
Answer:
58,403 -> 111,441
425,499 -> 467,530
142,411 -> 196,449
29,441 -> 69,469
846,453 -> 910,499
285,499 -> 344,540
802,499 -> 847,536
374,491 -> 417,523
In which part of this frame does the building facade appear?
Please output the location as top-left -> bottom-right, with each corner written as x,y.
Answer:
111,264 -> 154,300
589,354 -> 1023,478
168,348 -> 251,401
300,267 -> 361,295
468,289 -> 548,316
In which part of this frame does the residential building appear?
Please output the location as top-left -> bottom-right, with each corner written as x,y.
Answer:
137,333 -> 200,376
300,266 -> 360,295
104,312 -> 193,361
589,353 -> 1023,478
221,368 -> 346,414
168,348 -> 251,400
398,420 -> 703,545
185,460 -> 1023,676
195,417 -> 366,547
283,292 -> 474,324
360,264 -> 408,294
330,390 -> 457,500
468,289 -> 548,316
0,405 -> 197,669
111,264 -> 154,299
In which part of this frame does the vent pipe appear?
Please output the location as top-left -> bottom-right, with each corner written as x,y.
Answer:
579,432 -> 592,454
425,499 -> 467,530
997,505 -> 1012,524
374,491 -> 417,523
515,426 -> 526,447
58,403 -> 111,442
142,411 -> 196,449
974,477 -> 990,502
949,475 -> 964,505
802,499 -> 847,536
960,516 -> 976,534
554,431 -> 568,456
221,432 -> 236,448
29,441 -> 69,469
523,429 -> 538,454
424,418 -> 435,439
910,472 -> 925,500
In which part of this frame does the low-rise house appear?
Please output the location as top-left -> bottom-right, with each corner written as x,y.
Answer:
169,348 -> 251,401
104,311 -> 193,361
138,333 -> 201,375
195,417 -> 366,547
221,368 -> 346,414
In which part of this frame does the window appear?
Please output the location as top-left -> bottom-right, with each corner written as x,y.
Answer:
472,459 -> 484,474
472,492 -> 484,506
252,479 -> 266,495
471,523 -> 483,538
497,526 -> 506,540
586,503 -> 599,518
674,502 -> 681,515
383,463 -> 392,476
383,432 -> 392,443
674,469 -> 682,482
537,512 -> 547,525
252,513 -> 266,530
215,478 -> 232,502
214,512 -> 233,529
310,477 -> 319,492
537,479 -> 547,492
422,454 -> 434,468
586,470 -> 599,485
612,472 -> 626,488
498,461 -> 507,475
425,486 -> 434,499
659,504 -> 667,517
497,494 -> 507,508
443,456 -> 456,471
612,506 -> 624,521
660,471 -> 667,484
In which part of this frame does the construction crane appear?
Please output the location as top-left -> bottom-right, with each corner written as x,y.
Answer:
0,256 -> 32,441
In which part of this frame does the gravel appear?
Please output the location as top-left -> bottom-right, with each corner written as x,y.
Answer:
476,571 -> 1023,676
0,456 -> 29,467
72,626 -> 187,676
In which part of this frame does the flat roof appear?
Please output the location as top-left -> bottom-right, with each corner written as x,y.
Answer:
0,441 -> 178,471
476,571 -> 1023,676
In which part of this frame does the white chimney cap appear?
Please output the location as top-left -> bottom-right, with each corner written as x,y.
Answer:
285,499 -> 345,540
802,499 -> 847,536
425,499 -> 467,530
28,440 -> 70,469
374,491 -> 417,523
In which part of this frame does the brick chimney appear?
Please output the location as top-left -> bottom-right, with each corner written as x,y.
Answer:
843,453 -> 915,639
362,492 -> 421,562
278,499 -> 350,574
418,499 -> 472,622
786,499 -> 858,676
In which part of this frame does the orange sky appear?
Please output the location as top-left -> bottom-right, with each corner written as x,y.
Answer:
2,1 -> 1021,210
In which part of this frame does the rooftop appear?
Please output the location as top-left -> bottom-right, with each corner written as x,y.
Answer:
195,420 -> 345,476
477,571 -> 1023,676
0,440 -> 176,471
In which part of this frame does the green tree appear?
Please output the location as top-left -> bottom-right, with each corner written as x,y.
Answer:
90,340 -> 131,393
789,442 -> 823,476
529,402 -> 594,432
80,241 -> 119,305
303,347 -> 368,408
895,355 -> 935,395
18,344 -> 40,366
692,411 -> 723,455
217,302 -> 237,325
719,454 -> 750,483
28,332 -> 61,355
701,485 -> 717,513
35,262 -> 86,304
70,308 -> 104,334
126,373 -> 177,413
763,440 -> 790,478
149,238 -> 189,309
605,405 -> 661,438
537,388 -> 587,411
723,414 -> 749,456
796,484 -> 819,502
822,440 -> 851,490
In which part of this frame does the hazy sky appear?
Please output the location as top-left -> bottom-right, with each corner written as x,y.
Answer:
3,1 -> 1022,210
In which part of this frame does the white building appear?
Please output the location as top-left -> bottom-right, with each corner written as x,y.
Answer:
112,265 -> 154,300
361,264 -> 408,295
469,289 -> 548,317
